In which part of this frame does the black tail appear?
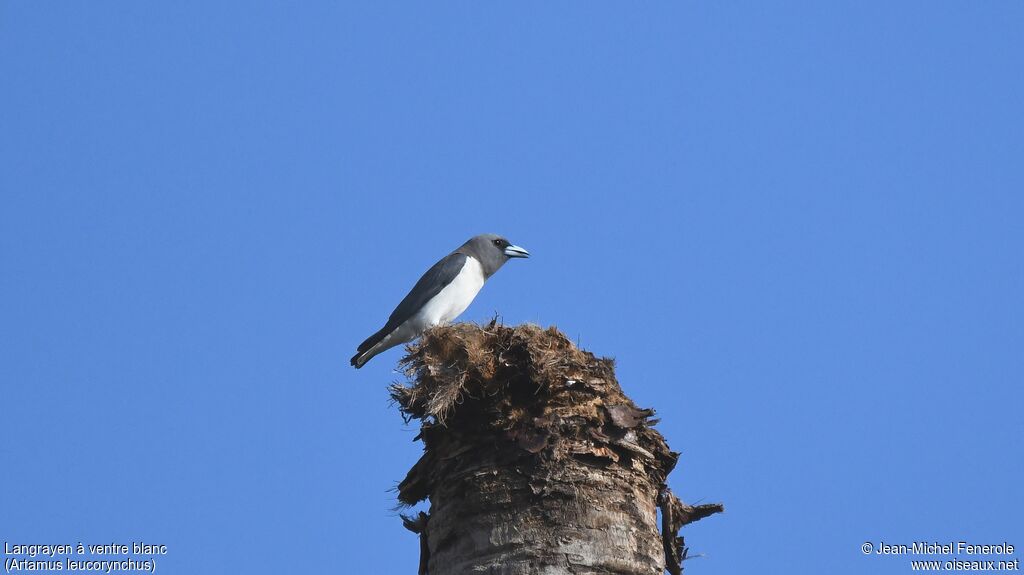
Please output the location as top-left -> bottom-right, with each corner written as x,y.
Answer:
350,325 -> 391,369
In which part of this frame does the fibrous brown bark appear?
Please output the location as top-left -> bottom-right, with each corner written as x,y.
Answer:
391,322 -> 722,575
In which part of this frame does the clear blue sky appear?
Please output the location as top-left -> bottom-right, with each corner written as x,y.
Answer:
2,2 -> 1021,574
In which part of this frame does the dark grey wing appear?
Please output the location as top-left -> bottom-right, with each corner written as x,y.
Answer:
354,252 -> 467,355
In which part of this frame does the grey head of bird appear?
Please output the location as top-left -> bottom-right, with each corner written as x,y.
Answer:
458,233 -> 530,278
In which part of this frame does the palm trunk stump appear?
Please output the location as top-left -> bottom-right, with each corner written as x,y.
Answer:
391,322 -> 722,575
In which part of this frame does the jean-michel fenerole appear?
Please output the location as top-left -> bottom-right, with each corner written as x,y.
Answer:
875,542 -> 1014,555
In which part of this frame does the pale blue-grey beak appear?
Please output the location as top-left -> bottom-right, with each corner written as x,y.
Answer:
504,244 -> 530,258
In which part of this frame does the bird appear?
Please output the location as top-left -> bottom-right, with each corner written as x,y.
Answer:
350,233 -> 530,368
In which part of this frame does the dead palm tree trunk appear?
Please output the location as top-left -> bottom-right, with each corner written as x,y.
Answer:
391,322 -> 722,575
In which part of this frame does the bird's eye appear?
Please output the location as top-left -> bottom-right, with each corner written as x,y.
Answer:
493,239 -> 502,246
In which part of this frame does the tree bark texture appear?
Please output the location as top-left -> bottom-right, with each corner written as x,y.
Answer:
391,322 -> 722,575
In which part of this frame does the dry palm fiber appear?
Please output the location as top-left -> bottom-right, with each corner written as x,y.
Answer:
391,321 -> 721,574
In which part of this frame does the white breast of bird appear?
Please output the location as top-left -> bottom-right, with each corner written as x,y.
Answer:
416,256 -> 486,328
